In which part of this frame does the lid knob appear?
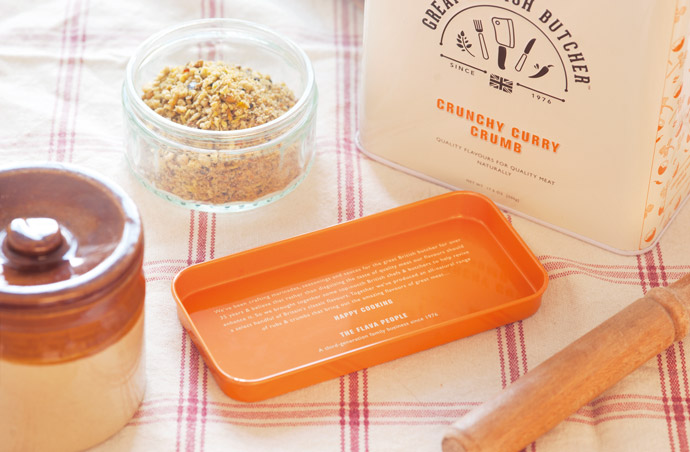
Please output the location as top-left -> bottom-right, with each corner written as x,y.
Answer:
5,218 -> 64,257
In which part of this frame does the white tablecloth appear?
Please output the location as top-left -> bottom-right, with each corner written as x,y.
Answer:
2,1 -> 690,451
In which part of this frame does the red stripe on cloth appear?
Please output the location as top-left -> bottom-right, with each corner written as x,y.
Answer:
334,0 -> 362,225
47,0 -> 71,161
143,264 -> 187,274
592,392 -> 666,403
209,0 -> 216,20
7,132 -> 338,147
366,409 -> 474,419
343,0 -> 359,222
546,270 -> 655,284
565,414 -> 669,426
144,259 -> 190,265
667,346 -> 690,452
540,255 -> 649,270
139,393 -> 674,412
349,372 -> 360,452
176,331 -> 188,452
658,244 -> 690,451
196,212 -> 208,264
3,147 -> 118,158
49,0 -> 86,162
543,267 -> 644,283
186,346 -> 201,452
659,353 -> 678,452
680,341 -> 690,419
642,248 -> 679,452
370,401 -> 483,408
194,4 -> 216,446
131,406 -> 675,428
342,5 -> 356,224
496,322 -> 536,450
193,420 -> 338,428
187,211 -> 196,266
496,326 -> 508,388
57,0 -> 87,162
657,244 -> 670,286
518,321 -> 528,375
179,204 -> 206,451
131,391 -> 690,429
504,323 -> 521,384
67,0 -> 90,163
146,276 -> 184,283
363,368 -> 369,452
573,400 -> 666,418
209,214 -> 216,260
369,420 -> 476,427
129,398 -> 496,426
340,376 -> 346,452
208,407 -> 341,420
334,1 -> 366,450
132,418 -> 340,428
138,414 -> 677,429
2,132 -> 119,146
211,400 -> 346,409
203,0 -> 217,60
354,45 -> 364,220
646,250 -> 661,290
637,254 -> 649,295
1,27 -> 337,47
540,256 -> 665,284
333,0 -> 344,225
495,307 -> 531,448
656,246 -> 690,451
540,255 -> 690,278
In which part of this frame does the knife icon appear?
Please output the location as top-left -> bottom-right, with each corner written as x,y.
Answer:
515,38 -> 536,72
492,18 -> 515,70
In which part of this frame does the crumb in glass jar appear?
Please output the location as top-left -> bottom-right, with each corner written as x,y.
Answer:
139,60 -> 303,205
142,60 -> 296,131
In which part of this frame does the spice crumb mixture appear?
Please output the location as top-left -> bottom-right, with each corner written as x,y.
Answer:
142,60 -> 296,131
139,60 -> 303,204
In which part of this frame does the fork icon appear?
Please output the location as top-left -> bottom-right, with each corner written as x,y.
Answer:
474,20 -> 489,60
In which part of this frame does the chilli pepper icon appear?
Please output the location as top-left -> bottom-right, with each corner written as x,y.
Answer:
529,63 -> 553,78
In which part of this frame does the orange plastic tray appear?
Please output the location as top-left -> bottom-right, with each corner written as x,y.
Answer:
173,191 -> 548,402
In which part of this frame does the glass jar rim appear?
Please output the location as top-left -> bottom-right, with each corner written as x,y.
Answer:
123,18 -> 317,143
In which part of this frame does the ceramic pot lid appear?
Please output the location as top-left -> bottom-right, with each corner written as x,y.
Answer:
0,163 -> 143,305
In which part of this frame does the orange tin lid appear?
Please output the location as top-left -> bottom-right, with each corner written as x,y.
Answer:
173,191 -> 548,402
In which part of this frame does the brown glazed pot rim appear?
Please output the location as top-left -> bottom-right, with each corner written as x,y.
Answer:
0,162 -> 143,307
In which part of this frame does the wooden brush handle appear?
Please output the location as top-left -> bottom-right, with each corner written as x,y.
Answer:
442,273 -> 690,452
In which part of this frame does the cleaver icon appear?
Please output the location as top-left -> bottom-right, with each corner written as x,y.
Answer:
492,17 -> 515,70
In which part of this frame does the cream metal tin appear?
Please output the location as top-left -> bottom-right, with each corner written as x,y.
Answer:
357,0 -> 690,254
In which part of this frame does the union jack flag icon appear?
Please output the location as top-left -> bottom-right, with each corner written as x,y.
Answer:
489,74 -> 513,94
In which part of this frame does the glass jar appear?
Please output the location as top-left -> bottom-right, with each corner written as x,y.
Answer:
0,163 -> 146,452
122,18 -> 318,212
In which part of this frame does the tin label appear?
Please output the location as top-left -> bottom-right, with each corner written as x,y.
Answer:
359,0 -> 690,252
424,2 -> 591,104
